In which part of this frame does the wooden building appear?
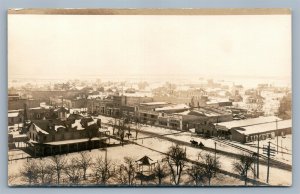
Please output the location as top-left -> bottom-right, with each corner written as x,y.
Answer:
25,115 -> 108,156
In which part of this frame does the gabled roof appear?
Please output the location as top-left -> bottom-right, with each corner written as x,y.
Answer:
33,123 -> 49,135
30,119 -> 65,134
136,155 -> 154,166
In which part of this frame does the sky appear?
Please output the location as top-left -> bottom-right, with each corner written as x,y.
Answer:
8,14 -> 291,80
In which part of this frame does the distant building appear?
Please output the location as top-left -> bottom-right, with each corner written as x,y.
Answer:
87,95 -> 153,117
8,93 -> 20,101
8,111 -> 23,125
27,106 -> 69,120
8,98 -> 43,110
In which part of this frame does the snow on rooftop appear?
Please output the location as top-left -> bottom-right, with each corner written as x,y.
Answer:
140,102 -> 169,106
240,119 -> 292,135
87,94 -> 107,99
87,121 -> 95,126
122,92 -> 153,97
155,104 -> 189,111
34,123 -> 49,135
176,110 -> 191,115
30,107 -> 42,110
45,137 -> 101,145
71,119 -> 84,130
218,116 -> 282,129
8,112 -> 19,118
54,125 -> 65,131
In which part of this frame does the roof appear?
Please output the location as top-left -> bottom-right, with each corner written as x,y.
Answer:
87,94 -> 107,99
8,112 -> 19,118
155,104 -> 190,111
44,137 -> 102,145
140,102 -> 169,106
234,119 -> 292,135
54,125 -> 66,131
30,119 -> 65,134
71,119 -> 85,130
136,155 -> 154,166
54,107 -> 68,112
121,92 -> 153,98
176,110 -> 191,115
217,116 -> 282,129
33,123 -> 49,135
30,107 -> 43,110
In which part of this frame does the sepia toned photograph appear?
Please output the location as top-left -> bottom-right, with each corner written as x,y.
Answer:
7,8 -> 292,187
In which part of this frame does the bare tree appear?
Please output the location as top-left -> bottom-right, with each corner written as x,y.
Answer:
165,144 -> 187,185
64,158 -> 82,184
201,153 -> 221,186
20,160 -> 39,185
116,164 -> 128,185
153,161 -> 168,185
50,155 -> 67,185
93,156 -> 115,185
36,159 -> 54,185
187,164 -> 206,186
116,157 -> 136,185
76,151 -> 92,180
232,153 -> 255,185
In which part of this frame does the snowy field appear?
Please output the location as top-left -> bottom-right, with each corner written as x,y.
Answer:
8,143 -> 249,186
8,114 -> 292,186
96,115 -> 292,165
94,115 -> 292,186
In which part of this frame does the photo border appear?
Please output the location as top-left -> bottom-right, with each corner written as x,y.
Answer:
1,0 -> 299,194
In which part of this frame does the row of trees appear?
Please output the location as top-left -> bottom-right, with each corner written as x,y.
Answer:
19,145 -> 257,186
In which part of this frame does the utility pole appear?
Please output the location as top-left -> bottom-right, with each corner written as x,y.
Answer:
257,135 -> 260,179
276,119 -> 278,154
263,141 -> 275,184
266,141 -> 271,183
214,141 -> 217,166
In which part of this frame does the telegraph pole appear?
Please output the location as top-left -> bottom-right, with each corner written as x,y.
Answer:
214,141 -> 217,160
276,119 -> 278,154
257,135 -> 260,179
214,141 -> 217,168
266,141 -> 271,183
263,141 -> 275,184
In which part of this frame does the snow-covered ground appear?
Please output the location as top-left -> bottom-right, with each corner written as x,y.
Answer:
96,115 -> 292,165
8,114 -> 292,186
94,115 -> 292,186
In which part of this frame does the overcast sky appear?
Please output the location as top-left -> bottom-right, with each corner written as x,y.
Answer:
8,14 -> 291,79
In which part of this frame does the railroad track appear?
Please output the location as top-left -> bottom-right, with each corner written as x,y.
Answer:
102,121 -> 292,171
212,138 -> 292,171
